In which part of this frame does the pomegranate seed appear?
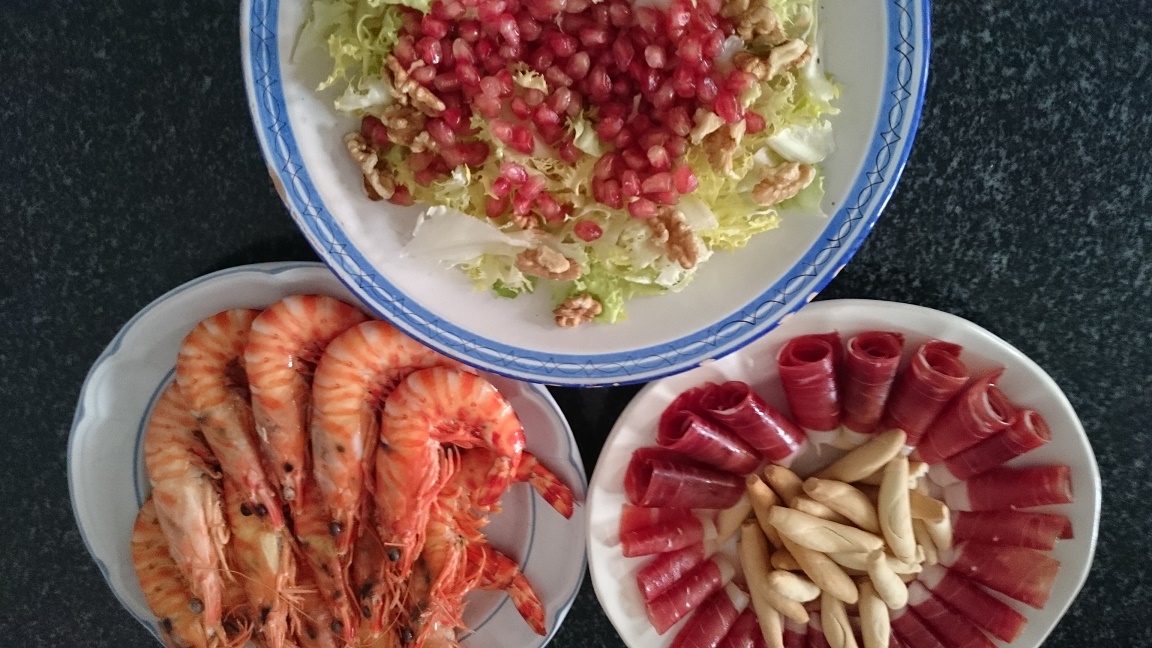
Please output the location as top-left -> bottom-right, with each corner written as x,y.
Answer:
479,76 -> 502,98
632,114 -> 653,132
613,40 -> 635,68
635,7 -> 661,33
579,26 -> 610,46
613,128 -> 634,149
527,47 -> 554,71
547,87 -> 573,113
512,125 -> 537,154
724,70 -> 757,95
524,88 -> 546,106
639,68 -> 661,93
525,0 -> 565,19
426,119 -> 456,147
393,36 -> 418,66
411,65 -> 437,84
478,0 -> 507,22
511,96 -> 532,119
498,13 -> 521,47
545,32 -> 578,57
566,52 -> 591,79
512,192 -> 535,216
416,37 -> 443,66
421,15 -> 449,39
677,37 -> 703,62
388,184 -> 415,206
627,197 -> 658,218
638,131 -> 667,150
558,141 -> 582,162
462,141 -> 491,165
490,119 -> 516,144
399,7 -> 421,31
460,20 -> 482,42
671,67 -> 696,98
436,0 -> 466,19
745,112 -> 767,134
664,135 -> 687,158
486,194 -> 510,217
574,220 -> 603,241
596,115 -> 624,141
696,76 -> 718,102
672,163 -> 698,194
475,94 -> 502,117
666,1 -> 690,37
414,168 -> 439,186
646,145 -> 671,170
495,69 -> 515,93
697,0 -> 721,14
521,174 -> 547,200
440,106 -> 465,131
497,43 -> 521,61
613,78 -> 632,97
665,105 -> 692,137
622,148 -> 648,171
504,0 -> 522,13
360,115 -> 389,148
587,65 -> 612,98
646,190 -> 679,205
500,162 -> 528,184
518,15 -> 543,42
620,170 -> 641,197
536,193 -> 563,222
599,179 -> 624,209
702,30 -> 724,59
714,91 -> 743,123
533,104 -> 562,127
452,39 -> 475,63
545,66 -> 573,88
644,45 -> 666,69
457,63 -> 481,87
593,153 -> 620,180
564,0 -> 590,13
608,1 -> 633,27
651,82 -> 675,110
433,73 -> 460,92
492,176 -> 514,198
641,171 -> 673,193
591,3 -> 610,26
440,144 -> 468,168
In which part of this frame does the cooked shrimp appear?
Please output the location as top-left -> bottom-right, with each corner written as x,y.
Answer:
447,447 -> 576,519
245,295 -> 368,511
143,382 -> 229,633
132,498 -> 245,648
291,478 -> 357,645
399,509 -> 478,648
349,498 -> 403,636
291,564 -> 345,648
221,477 -> 298,648
310,320 -> 467,557
177,308 -> 284,529
467,541 -> 546,636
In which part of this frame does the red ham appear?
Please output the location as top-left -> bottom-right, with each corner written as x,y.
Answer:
915,371 -> 1014,464
621,515 -> 715,558
953,510 -> 1073,550
883,340 -> 970,447
783,618 -> 808,648
776,333 -> 842,435
646,556 -> 737,634
658,402 -> 761,474
907,581 -> 996,648
939,542 -> 1061,609
625,447 -> 745,509
716,605 -> 761,648
637,543 -> 709,602
619,505 -> 694,537
919,564 -> 1027,642
671,584 -> 748,648
930,409 -> 1051,485
890,607 -> 947,648
805,611 -> 830,648
943,464 -> 1073,511
700,382 -> 806,463
841,331 -> 905,436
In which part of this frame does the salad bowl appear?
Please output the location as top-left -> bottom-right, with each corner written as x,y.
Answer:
242,0 -> 929,386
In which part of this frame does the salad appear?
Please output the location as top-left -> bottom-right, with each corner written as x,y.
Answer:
300,0 -> 839,327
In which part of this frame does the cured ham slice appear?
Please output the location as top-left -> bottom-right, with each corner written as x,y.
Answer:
919,564 -> 1027,642
777,333 -> 842,443
716,606 -> 761,648
882,341 -> 970,447
939,542 -> 1060,609
619,505 -> 694,537
700,382 -> 807,463
621,515 -> 716,558
625,447 -> 745,509
659,392 -> 762,474
637,543 -> 709,602
805,611 -> 831,648
915,371 -> 1014,464
952,510 -> 1073,550
906,581 -> 996,648
889,607 -> 946,648
783,617 -> 808,648
943,465 -> 1073,511
929,410 -> 1051,486
671,584 -> 749,648
841,331 -> 905,439
646,556 -> 737,634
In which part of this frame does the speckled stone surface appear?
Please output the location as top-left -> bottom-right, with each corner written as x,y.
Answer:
1,0 -> 1150,646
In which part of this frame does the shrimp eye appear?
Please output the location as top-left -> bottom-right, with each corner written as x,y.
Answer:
362,604 -> 373,618
329,521 -> 344,536
255,504 -> 268,517
386,547 -> 401,562
239,504 -> 253,516
260,605 -> 272,624
330,620 -> 344,635
400,628 -> 414,644
283,462 -> 294,473
160,618 -> 173,634
188,598 -> 204,614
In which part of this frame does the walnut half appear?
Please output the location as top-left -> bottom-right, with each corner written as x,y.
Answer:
751,162 -> 816,206
649,210 -> 700,270
515,247 -> 582,281
384,55 -> 446,116
344,133 -> 395,200
554,293 -> 602,328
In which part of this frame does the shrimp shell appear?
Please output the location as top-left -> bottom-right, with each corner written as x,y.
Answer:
291,478 -> 357,645
467,541 -> 546,636
177,308 -> 284,529
143,382 -> 229,633
245,295 -> 368,511
310,320 -> 467,556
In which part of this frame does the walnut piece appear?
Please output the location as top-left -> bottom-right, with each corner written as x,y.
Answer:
689,109 -> 725,145
379,103 -> 427,149
649,210 -> 700,270
703,121 -> 746,176
515,247 -> 582,281
766,39 -> 812,79
344,133 -> 395,200
731,0 -> 784,44
385,55 -> 445,116
554,293 -> 602,328
733,51 -> 771,81
751,162 -> 816,206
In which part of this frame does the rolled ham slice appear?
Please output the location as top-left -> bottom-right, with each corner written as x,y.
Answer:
776,333 -> 842,444
620,505 -> 695,537
906,581 -> 996,648
919,564 -> 1027,642
716,605 -> 761,648
943,464 -> 1073,511
700,382 -> 807,463
783,617 -> 808,648
621,515 -> 716,558
841,331 -> 905,441
637,543 -> 709,602
882,341 -> 970,447
889,607 -> 946,648
915,371 -> 1014,464
659,394 -> 762,474
671,584 -> 749,648
939,542 -> 1061,609
952,510 -> 1073,550
625,447 -> 745,509
929,410 -> 1051,486
646,556 -> 737,634
806,611 -> 831,648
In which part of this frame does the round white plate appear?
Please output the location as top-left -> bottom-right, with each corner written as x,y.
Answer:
240,0 -> 930,386
68,261 -> 588,648
586,299 -> 1101,648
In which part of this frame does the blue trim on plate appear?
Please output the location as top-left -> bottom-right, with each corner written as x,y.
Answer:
243,0 -> 930,386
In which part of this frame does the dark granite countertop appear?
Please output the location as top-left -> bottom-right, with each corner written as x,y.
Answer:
2,0 -> 1150,645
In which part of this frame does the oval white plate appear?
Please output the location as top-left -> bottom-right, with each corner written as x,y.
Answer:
68,261 -> 588,648
240,0 -> 929,386
586,299 -> 1101,648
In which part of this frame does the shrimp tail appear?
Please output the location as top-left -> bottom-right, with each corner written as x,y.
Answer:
516,452 -> 577,519
468,542 -> 547,636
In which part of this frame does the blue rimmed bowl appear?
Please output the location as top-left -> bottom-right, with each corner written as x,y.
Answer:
241,0 -> 930,386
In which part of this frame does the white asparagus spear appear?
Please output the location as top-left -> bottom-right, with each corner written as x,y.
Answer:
826,551 -> 922,575
857,580 -> 890,648
821,589 -> 858,648
803,478 -> 881,533
763,464 -> 805,505
912,518 -> 939,565
740,520 -> 810,624
753,596 -> 786,648
747,475 -> 784,547
792,495 -> 853,525
866,549 -> 908,609
770,548 -> 802,571
712,494 -> 753,549
768,506 -> 885,554
814,429 -> 907,483
764,570 -> 821,602
779,535 -> 858,604
856,460 -> 926,486
878,456 -> 916,562
922,508 -> 953,551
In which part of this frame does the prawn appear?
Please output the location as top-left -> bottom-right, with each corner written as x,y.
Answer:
291,477 -> 358,645
177,308 -> 284,529
142,382 -> 229,633
467,541 -> 546,636
244,295 -> 367,512
291,564 -> 346,648
446,447 -> 576,519
221,476 -> 299,648
132,498 -> 248,648
310,320 -> 467,558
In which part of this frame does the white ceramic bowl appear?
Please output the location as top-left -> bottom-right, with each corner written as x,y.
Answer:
240,0 -> 930,386
586,299 -> 1100,647
67,262 -> 588,648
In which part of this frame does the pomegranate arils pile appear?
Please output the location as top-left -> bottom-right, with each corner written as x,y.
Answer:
372,0 -> 762,221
